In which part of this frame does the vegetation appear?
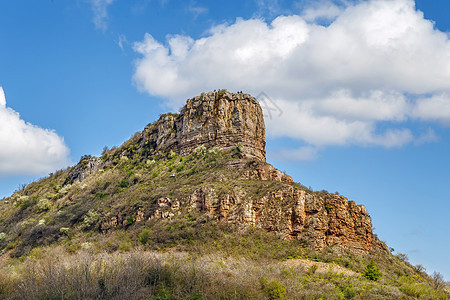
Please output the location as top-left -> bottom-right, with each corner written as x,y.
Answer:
364,260 -> 382,281
0,128 -> 448,299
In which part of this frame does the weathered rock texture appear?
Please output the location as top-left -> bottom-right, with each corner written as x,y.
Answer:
124,90 -> 266,161
64,156 -> 102,185
182,186 -> 381,252
99,167 -> 384,253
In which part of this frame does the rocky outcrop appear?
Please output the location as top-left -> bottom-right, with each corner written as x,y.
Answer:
64,156 -> 102,185
225,159 -> 294,183
144,186 -> 383,252
129,90 -> 266,161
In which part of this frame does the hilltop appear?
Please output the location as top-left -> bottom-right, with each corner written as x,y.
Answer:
0,90 -> 448,299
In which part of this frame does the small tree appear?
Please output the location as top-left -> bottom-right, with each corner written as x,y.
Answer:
432,272 -> 445,290
364,260 -> 381,281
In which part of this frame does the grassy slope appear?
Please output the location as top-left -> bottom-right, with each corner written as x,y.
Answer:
0,144 -> 448,299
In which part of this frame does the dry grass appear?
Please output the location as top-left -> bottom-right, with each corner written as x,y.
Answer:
0,245 -> 448,300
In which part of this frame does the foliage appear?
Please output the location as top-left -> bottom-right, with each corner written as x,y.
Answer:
364,260 -> 382,281
218,89 -> 227,97
261,278 -> 287,299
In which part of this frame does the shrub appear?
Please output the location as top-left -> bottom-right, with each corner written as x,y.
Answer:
218,89 -> 227,97
95,193 -> 108,199
341,284 -> 357,299
364,260 -> 381,281
83,210 -> 99,229
307,264 -> 318,275
119,179 -> 129,188
37,198 -> 52,212
432,272 -> 445,290
396,253 -> 409,262
139,229 -> 151,245
261,278 -> 286,300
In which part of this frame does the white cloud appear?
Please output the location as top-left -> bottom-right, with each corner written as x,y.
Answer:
412,93 -> 450,125
0,87 -> 5,107
315,89 -> 409,122
116,34 -> 127,51
0,87 -> 71,176
188,2 -> 208,19
89,0 -> 114,31
133,0 -> 450,159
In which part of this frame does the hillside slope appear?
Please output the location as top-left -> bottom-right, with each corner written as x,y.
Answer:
0,90 -> 448,299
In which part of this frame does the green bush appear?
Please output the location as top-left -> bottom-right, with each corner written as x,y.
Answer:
261,278 -> 287,299
119,179 -> 129,188
341,284 -> 357,299
139,229 -> 151,244
364,260 -> 381,281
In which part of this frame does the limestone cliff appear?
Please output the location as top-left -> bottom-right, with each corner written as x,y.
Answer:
118,90 -> 265,161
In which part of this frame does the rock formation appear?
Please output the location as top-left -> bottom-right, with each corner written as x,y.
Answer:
64,156 -> 102,185
184,184 -> 379,252
96,90 -> 385,253
119,90 -> 266,161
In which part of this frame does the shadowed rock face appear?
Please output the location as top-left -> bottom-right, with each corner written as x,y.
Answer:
139,90 -> 266,161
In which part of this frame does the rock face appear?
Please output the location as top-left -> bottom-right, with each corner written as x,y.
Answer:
182,186 -> 381,252
134,90 -> 266,161
64,156 -> 102,185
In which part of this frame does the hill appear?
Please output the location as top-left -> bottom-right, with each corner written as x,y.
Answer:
0,90 -> 448,299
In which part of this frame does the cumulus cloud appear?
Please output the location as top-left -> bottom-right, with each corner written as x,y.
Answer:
412,93 -> 450,125
0,87 -> 71,176
133,0 -> 450,159
89,0 -> 114,31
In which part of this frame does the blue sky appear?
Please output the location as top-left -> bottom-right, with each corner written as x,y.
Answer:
1,0 -> 449,279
